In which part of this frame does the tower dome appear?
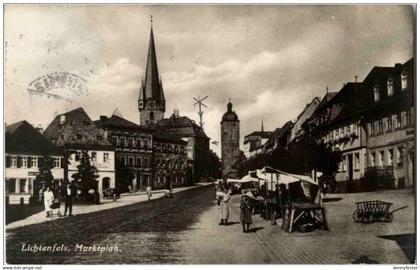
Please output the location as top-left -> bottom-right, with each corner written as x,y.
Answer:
222,101 -> 239,122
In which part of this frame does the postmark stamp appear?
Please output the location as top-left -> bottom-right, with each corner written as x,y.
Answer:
27,72 -> 88,102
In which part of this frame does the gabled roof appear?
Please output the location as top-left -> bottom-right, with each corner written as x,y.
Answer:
6,120 -> 62,155
264,121 -> 294,150
94,115 -> 153,133
244,131 -> 273,139
44,107 -> 112,147
156,115 -> 209,139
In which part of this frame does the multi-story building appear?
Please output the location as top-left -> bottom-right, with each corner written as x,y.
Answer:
304,83 -> 367,190
243,124 -> 273,158
290,97 -> 321,142
5,121 -> 64,204
152,133 -> 190,189
264,121 -> 294,153
156,111 -> 211,183
94,114 -> 154,192
221,101 -> 240,177
44,108 -> 116,195
361,58 -> 414,188
304,58 -> 414,191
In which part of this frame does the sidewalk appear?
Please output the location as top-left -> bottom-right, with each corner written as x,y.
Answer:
6,183 -> 212,230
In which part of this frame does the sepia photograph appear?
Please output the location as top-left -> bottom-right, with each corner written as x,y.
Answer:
2,4 -> 416,266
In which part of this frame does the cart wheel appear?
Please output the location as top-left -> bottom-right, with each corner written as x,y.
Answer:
353,210 -> 361,223
386,213 -> 393,223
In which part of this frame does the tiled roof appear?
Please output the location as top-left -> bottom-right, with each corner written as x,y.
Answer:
157,115 -> 209,139
94,115 -> 153,133
6,121 -> 62,155
44,107 -> 112,147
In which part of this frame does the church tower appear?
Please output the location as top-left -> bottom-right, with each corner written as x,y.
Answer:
221,100 -> 240,177
138,17 -> 166,126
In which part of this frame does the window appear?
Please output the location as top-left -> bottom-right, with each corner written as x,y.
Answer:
111,136 -> 118,145
10,156 -> 17,167
339,128 -> 344,138
387,78 -> 394,96
91,152 -> 97,162
401,71 -> 408,90
128,157 -> 134,167
144,158 -> 149,167
103,153 -> 109,163
374,84 -> 380,102
406,110 -> 412,126
396,147 -> 403,166
335,129 -> 339,139
342,157 -> 347,172
386,116 -> 392,131
395,114 -> 402,129
128,138 -> 134,148
370,152 -> 376,167
120,156 -> 126,166
30,156 -> 37,168
136,157 -> 142,167
143,140 -> 149,148
19,179 -> 27,193
354,153 -> 360,170
120,137 -> 126,147
21,156 -> 27,168
387,149 -> 393,166
8,179 -> 16,193
75,151 -> 82,161
157,176 -> 160,184
378,151 -> 384,167
137,139 -> 142,149
378,119 -> 384,134
346,125 -> 350,135
53,158 -> 60,168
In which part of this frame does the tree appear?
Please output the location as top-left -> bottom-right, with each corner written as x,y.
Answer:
71,150 -> 99,200
36,154 -> 54,188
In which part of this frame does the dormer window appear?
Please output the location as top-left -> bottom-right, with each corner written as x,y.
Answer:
401,70 -> 408,90
373,84 -> 380,102
387,78 -> 394,96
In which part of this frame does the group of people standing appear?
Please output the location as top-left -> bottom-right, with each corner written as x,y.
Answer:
42,181 -> 77,218
216,184 -> 253,233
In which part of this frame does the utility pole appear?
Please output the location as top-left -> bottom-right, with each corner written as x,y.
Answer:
193,96 -> 208,129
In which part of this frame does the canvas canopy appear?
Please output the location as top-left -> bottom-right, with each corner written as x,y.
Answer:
227,174 -> 259,184
252,166 -> 318,189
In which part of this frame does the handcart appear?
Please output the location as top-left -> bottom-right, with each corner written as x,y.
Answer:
353,200 -> 393,223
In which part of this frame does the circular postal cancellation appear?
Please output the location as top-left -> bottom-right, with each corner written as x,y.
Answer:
27,72 -> 88,102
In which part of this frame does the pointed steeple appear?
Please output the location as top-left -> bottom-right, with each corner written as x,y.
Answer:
143,17 -> 164,101
261,120 -> 264,132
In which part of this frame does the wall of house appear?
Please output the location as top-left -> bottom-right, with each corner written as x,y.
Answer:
5,154 -> 64,204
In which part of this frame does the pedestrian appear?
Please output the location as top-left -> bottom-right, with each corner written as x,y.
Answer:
240,195 -> 253,233
61,182 -> 76,217
43,186 -> 54,218
219,188 -> 231,225
146,185 -> 152,200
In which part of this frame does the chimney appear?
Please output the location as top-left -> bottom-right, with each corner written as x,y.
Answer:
59,115 -> 66,125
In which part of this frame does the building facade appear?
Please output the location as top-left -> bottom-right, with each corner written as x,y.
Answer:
362,59 -> 414,188
152,134 -> 190,189
156,111 -> 211,182
243,129 -> 273,158
290,97 -> 321,142
5,121 -> 64,204
94,114 -> 154,192
44,108 -> 116,195
221,101 -> 240,177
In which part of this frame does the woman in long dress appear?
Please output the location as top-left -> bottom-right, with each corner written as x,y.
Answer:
240,195 -> 253,233
43,186 -> 54,218
219,188 -> 231,225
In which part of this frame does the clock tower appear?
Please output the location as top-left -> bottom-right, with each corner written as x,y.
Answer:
138,18 -> 166,126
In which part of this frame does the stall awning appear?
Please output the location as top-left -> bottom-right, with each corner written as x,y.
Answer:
257,166 -> 318,186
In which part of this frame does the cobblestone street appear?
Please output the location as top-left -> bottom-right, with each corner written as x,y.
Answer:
6,185 -> 415,264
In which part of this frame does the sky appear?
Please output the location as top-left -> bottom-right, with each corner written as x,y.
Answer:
4,5 -> 414,157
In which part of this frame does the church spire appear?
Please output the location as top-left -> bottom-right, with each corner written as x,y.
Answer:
143,16 -> 163,101
261,119 -> 264,132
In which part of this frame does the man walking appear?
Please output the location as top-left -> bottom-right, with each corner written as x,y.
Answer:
146,185 -> 152,201
62,181 -> 76,217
